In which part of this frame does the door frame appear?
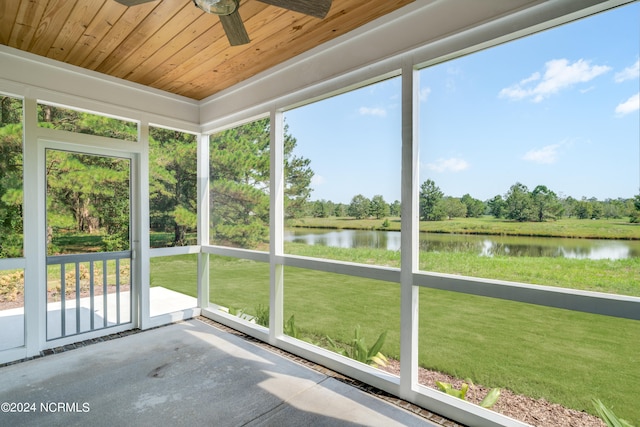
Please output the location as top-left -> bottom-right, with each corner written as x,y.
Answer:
34,135 -> 142,350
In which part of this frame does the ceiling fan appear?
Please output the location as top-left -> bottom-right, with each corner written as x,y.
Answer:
114,0 -> 332,46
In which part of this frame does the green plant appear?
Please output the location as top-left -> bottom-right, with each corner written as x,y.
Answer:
436,380 -> 500,409
436,381 -> 469,399
101,233 -> 127,252
228,306 -> 245,317
382,219 -> 390,228
593,399 -> 635,427
254,304 -> 269,327
284,314 -> 299,338
327,326 -> 388,368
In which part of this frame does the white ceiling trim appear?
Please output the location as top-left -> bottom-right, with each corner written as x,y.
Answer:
199,0 -> 631,130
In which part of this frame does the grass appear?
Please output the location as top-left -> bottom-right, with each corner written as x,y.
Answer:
285,243 -> 640,296
13,226 -> 640,423
287,216 -> 640,240
148,250 -> 639,424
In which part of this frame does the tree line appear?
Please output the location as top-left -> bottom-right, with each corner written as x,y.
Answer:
305,179 -> 640,223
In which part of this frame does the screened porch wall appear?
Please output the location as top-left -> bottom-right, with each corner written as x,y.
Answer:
1,1 -> 638,426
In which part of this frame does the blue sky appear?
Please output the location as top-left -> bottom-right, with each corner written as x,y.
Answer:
284,3 -> 639,204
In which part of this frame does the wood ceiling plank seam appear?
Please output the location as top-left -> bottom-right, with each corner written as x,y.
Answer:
282,0 -> 417,47
28,0 -> 78,56
47,0 -> 108,62
0,1 -> 25,46
111,1 -> 205,79
63,1 -> 128,66
143,1 -> 273,89
178,2 -> 359,98
150,5 -> 289,93
134,24 -> 222,86
178,10 -> 316,97
124,13 -> 215,82
78,1 -> 158,70
94,0 -> 190,75
8,0 -> 51,51
176,0 -> 415,99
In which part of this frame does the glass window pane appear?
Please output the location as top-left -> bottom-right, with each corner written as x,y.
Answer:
150,254 -> 197,317
149,127 -> 198,248
418,287 -> 640,424
0,95 -> 23,258
37,103 -> 138,141
46,151 -> 130,255
417,4 -> 640,296
209,255 -> 270,326
284,77 -> 402,266
209,118 -> 271,250
0,268 -> 24,350
284,267 -> 399,371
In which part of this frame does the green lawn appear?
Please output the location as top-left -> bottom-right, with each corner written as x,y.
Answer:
286,242 -> 640,296
150,252 -> 640,424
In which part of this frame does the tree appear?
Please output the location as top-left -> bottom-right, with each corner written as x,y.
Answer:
487,195 -> 506,218
334,203 -> 347,217
38,104 -> 137,141
589,198 -> 603,219
440,197 -> 467,219
284,127 -> 315,219
389,200 -> 401,217
602,198 -> 625,219
369,195 -> 390,219
562,196 -> 578,218
44,151 -> 130,253
419,179 -> 444,221
461,193 -> 485,218
0,118 -> 24,257
312,200 -> 330,218
149,127 -> 198,246
631,194 -> 640,223
210,118 -> 313,248
348,194 -> 370,219
504,182 -> 534,222
531,185 -> 563,221
574,199 -> 593,219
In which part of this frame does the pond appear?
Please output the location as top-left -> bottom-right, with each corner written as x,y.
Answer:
284,228 -> 640,260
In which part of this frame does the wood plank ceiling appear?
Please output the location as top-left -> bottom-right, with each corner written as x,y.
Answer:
0,0 -> 415,100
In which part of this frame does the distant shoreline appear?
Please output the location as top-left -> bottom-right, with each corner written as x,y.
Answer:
286,216 -> 640,241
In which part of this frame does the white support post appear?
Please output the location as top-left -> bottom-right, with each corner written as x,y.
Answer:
269,110 -> 284,343
399,60 -> 420,399
197,133 -> 210,309
23,96 -> 45,356
138,120 -> 151,329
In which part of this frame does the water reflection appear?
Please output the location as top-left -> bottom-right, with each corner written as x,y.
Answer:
284,228 -> 639,260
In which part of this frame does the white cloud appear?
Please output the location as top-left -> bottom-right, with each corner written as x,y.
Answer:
419,87 -> 431,102
358,107 -> 386,117
499,59 -> 611,102
523,144 -> 560,164
615,93 -> 640,115
426,158 -> 469,173
311,174 -> 325,187
614,59 -> 640,83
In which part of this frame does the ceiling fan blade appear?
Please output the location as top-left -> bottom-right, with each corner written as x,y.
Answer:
258,0 -> 332,19
113,0 -> 157,6
219,10 -> 251,46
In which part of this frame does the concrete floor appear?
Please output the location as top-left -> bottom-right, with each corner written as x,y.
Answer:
0,318 -> 439,426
